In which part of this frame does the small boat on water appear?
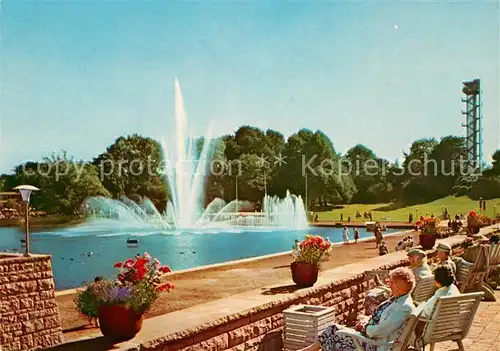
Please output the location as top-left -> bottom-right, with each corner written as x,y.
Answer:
126,238 -> 139,247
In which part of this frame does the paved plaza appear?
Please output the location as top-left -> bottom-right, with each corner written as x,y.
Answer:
433,290 -> 500,351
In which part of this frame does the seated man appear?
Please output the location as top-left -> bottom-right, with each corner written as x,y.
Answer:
407,248 -> 433,282
395,240 -> 406,251
378,241 -> 389,256
432,243 -> 456,276
299,267 -> 416,351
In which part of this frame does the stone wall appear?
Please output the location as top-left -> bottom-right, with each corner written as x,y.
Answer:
0,254 -> 64,351
140,245 -> 458,351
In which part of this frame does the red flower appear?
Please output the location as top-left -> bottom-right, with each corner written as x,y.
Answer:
158,282 -> 175,292
159,266 -> 171,273
114,262 -> 123,268
134,258 -> 147,269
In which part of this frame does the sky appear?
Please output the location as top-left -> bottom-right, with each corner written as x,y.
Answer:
1,0 -> 499,174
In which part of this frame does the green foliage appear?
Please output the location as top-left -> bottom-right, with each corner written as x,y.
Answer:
75,253 -> 174,317
468,176 -> 500,200
1,128 -> 499,215
93,134 -> 168,211
3,152 -> 110,214
74,281 -> 104,321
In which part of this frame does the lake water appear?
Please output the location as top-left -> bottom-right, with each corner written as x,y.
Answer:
0,224 -> 395,290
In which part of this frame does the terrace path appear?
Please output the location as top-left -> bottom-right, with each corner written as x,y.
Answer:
434,290 -> 500,351
57,229 -> 416,341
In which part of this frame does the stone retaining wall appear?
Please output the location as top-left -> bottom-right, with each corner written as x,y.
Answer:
140,244 -> 464,351
0,254 -> 63,351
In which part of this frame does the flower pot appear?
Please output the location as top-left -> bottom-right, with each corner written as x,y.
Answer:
467,225 -> 480,235
98,305 -> 144,341
419,234 -> 436,250
291,262 -> 318,287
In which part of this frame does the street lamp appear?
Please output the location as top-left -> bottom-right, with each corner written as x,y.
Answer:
14,185 -> 39,256
235,175 -> 239,213
304,172 -> 308,213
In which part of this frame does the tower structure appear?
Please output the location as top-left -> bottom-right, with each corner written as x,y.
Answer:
461,79 -> 483,172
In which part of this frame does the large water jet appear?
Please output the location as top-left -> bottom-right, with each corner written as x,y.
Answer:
83,79 -> 308,230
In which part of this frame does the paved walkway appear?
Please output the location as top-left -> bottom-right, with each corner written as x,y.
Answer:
434,290 -> 500,351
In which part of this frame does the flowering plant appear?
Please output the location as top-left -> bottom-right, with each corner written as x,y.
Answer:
415,216 -> 440,235
75,252 -> 174,319
292,235 -> 332,268
468,211 -> 491,227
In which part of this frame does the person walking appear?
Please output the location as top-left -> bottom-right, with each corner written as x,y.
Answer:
343,226 -> 350,244
353,228 -> 360,243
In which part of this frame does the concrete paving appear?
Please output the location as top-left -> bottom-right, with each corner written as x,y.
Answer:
434,290 -> 500,351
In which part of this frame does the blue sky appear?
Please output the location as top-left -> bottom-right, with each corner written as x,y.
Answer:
1,1 -> 499,173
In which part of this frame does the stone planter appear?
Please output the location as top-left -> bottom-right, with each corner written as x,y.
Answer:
291,262 -> 319,287
419,234 -> 437,250
283,305 -> 335,350
98,305 -> 144,341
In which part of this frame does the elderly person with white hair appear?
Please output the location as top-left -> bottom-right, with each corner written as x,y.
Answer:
299,267 -> 416,351
364,249 -> 431,316
407,248 -> 433,281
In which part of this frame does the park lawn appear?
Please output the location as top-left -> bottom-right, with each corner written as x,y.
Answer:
318,196 -> 500,223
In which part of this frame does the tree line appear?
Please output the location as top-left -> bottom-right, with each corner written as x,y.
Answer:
1,126 -> 499,215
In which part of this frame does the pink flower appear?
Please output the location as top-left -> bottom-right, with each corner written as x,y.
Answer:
114,262 -> 123,268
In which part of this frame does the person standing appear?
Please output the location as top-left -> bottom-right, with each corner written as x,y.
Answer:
354,228 -> 360,243
343,226 -> 350,244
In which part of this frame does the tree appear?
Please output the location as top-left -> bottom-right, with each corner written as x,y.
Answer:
344,144 -> 392,203
93,134 -> 168,210
482,149 -> 500,177
402,138 -> 439,176
468,176 -> 500,200
400,137 -> 464,204
4,152 -> 110,214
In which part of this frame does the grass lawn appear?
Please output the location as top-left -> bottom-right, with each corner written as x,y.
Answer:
317,196 -> 500,222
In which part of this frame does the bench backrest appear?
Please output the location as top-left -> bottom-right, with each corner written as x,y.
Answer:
489,243 -> 500,267
422,292 -> 484,344
412,275 -> 437,304
389,302 -> 427,351
457,244 -> 490,292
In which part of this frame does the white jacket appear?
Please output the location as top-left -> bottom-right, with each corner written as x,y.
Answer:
421,284 -> 460,318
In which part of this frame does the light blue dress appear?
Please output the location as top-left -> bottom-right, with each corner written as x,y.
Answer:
318,294 -> 415,351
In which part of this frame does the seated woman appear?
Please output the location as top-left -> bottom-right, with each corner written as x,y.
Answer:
299,267 -> 416,351
421,265 -> 460,318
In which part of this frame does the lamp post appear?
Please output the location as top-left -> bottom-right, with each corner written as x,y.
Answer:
305,172 -> 308,213
235,175 -> 239,213
14,185 -> 39,256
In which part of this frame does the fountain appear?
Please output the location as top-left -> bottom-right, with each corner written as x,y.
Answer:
0,79 -> 391,290
83,79 -> 308,231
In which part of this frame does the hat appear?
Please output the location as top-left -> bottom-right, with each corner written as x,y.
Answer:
407,248 -> 426,257
437,243 -> 452,253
